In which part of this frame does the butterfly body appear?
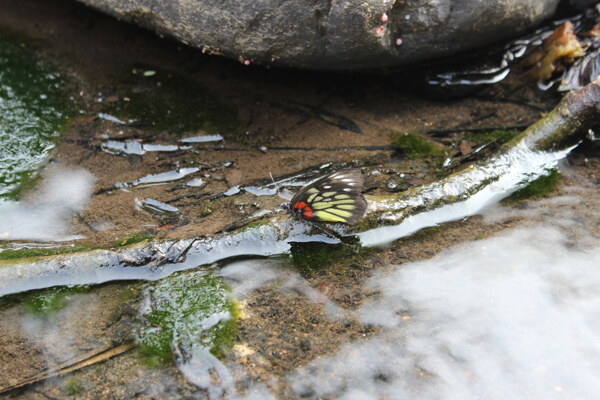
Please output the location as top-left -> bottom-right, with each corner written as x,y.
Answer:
290,169 -> 367,225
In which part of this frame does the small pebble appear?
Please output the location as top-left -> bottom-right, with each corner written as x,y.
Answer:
271,351 -> 282,359
299,339 -> 311,351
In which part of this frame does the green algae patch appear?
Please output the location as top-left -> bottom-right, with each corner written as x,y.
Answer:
137,271 -> 237,367
410,224 -> 442,240
290,240 -> 363,272
64,378 -> 84,396
105,67 -> 240,137
112,231 -> 155,248
24,285 -> 89,316
466,128 -> 521,146
392,132 -> 446,158
354,209 -> 385,232
236,220 -> 271,233
0,31 -> 74,199
197,200 -> 214,217
0,243 -> 96,261
504,169 -> 561,202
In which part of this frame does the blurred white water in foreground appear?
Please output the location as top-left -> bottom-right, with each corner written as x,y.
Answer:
0,168 -> 94,241
286,184 -> 600,399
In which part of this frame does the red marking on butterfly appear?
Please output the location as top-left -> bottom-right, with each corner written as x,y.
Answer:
292,201 -> 315,218
293,201 -> 308,210
303,209 -> 314,219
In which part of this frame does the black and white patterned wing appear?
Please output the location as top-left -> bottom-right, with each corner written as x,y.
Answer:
290,169 -> 367,225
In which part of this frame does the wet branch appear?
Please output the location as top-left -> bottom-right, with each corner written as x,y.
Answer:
521,76 -> 600,151
365,76 -> 600,224
0,343 -> 135,394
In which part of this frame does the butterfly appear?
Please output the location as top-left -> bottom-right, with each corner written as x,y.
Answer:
290,168 -> 367,225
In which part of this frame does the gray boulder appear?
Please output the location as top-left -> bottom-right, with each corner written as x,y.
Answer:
77,0 -> 564,70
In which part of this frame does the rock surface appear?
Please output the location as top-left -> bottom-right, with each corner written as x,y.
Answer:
76,0 -> 564,70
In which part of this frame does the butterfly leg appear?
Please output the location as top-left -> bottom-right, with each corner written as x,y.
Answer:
305,221 -> 361,248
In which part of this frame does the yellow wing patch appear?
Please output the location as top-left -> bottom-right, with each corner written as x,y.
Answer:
329,199 -> 355,205
314,211 -> 348,223
326,208 -> 353,218
312,202 -> 332,210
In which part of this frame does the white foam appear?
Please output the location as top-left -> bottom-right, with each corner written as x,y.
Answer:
288,224 -> 600,399
0,168 -> 94,241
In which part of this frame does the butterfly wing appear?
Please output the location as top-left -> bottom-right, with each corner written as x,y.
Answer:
290,169 -> 367,225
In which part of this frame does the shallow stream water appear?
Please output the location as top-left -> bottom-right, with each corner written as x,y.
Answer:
1,3 -> 599,398
0,33 -> 72,199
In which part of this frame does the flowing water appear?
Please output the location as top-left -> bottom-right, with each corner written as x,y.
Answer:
1,14 -> 600,399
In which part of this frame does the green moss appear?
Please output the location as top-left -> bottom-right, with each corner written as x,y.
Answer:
105,66 -> 240,137
24,285 -> 89,315
64,378 -> 83,396
392,132 -> 446,158
0,243 -> 96,261
222,196 -> 237,208
504,169 -> 561,202
466,128 -> 521,146
290,242 -> 334,271
412,225 -> 442,239
113,232 -> 154,248
354,211 -> 383,232
214,299 -> 239,359
237,220 -> 270,233
289,240 -> 362,271
115,283 -> 143,304
0,282 -> 139,315
0,30 -> 74,199
197,200 -> 214,217
137,271 -> 237,367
